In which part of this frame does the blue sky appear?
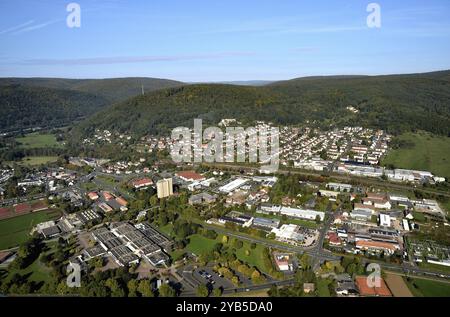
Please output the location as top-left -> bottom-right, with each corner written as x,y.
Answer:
0,0 -> 450,81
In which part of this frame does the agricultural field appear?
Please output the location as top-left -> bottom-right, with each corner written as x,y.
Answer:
382,132 -> 450,179
404,277 -> 450,297
0,209 -> 62,250
15,133 -> 63,149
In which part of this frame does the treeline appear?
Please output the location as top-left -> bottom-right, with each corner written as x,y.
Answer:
0,146 -> 65,162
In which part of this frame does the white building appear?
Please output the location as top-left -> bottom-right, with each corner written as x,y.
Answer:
271,224 -> 304,244
379,213 -> 391,227
218,178 -> 249,193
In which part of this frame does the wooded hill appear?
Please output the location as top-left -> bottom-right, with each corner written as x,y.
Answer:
70,70 -> 450,142
0,77 -> 183,132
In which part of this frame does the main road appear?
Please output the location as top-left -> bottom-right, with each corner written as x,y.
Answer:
197,219 -> 450,281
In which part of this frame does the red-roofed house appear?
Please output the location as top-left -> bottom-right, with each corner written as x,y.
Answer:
88,192 -> 99,200
131,178 -> 153,189
327,231 -> 342,246
115,197 -> 128,207
176,171 -> 205,182
356,240 -> 400,255
102,191 -> 114,201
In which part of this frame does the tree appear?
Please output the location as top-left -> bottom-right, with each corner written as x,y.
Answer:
222,235 -> 229,244
127,279 -> 138,297
196,284 -> 209,297
137,279 -> 154,297
212,287 -> 223,297
105,278 -> 126,297
299,253 -> 311,270
149,195 -> 159,206
233,239 -> 243,249
159,284 -> 176,297
315,215 -> 321,224
251,269 -> 262,282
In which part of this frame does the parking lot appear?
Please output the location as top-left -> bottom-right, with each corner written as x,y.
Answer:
177,263 -> 276,295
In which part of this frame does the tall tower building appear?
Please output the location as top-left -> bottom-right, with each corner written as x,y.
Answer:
156,178 -> 173,199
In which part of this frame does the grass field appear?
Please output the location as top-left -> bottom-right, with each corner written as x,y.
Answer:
15,133 -> 63,149
185,233 -> 271,273
20,156 -> 59,166
382,132 -> 450,178
185,234 -> 220,255
158,223 -> 175,238
2,241 -> 58,287
404,277 -> 450,297
0,210 -> 62,250
418,262 -> 450,274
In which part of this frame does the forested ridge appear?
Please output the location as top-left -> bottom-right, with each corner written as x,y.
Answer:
2,70 -> 450,140
70,70 -> 450,142
0,77 -> 184,132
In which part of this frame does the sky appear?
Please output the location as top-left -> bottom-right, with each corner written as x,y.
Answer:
0,0 -> 450,81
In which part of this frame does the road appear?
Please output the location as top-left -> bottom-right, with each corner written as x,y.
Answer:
197,218 -> 450,282
199,221 -> 340,263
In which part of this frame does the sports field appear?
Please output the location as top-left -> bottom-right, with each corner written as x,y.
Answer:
0,209 -> 62,250
15,133 -> 63,149
382,132 -> 450,178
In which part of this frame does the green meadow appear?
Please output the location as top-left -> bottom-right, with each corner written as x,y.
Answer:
15,133 -> 63,149
382,132 -> 450,179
